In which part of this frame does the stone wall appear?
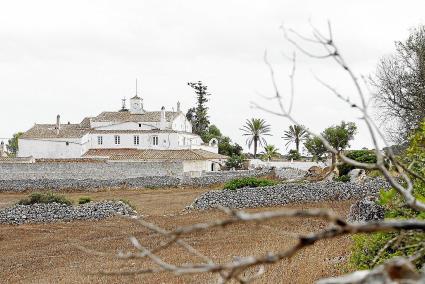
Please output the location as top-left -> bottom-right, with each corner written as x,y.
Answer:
0,161 -> 183,180
189,178 -> 390,210
0,167 -> 273,192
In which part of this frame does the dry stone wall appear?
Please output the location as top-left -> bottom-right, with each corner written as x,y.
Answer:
189,178 -> 390,210
0,163 -> 273,192
0,161 -> 183,180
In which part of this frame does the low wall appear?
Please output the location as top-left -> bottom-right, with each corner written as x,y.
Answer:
0,169 -> 273,192
249,159 -> 329,171
0,161 -> 183,180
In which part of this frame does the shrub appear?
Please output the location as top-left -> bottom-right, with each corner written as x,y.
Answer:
223,177 -> 278,190
225,154 -> 245,169
333,175 -> 350,183
78,196 -> 92,204
337,150 -> 377,176
286,149 -> 301,161
18,192 -> 72,206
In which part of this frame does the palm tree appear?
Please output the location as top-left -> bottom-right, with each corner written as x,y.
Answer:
240,118 -> 271,158
282,125 -> 308,153
261,145 -> 279,161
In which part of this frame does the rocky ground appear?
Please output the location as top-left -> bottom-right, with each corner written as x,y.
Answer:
0,201 -> 136,225
189,178 -> 389,210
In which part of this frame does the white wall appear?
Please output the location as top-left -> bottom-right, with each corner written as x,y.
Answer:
171,113 -> 192,132
18,137 -> 86,158
95,121 -> 158,131
249,159 -> 330,171
183,160 -> 212,172
88,132 -> 203,150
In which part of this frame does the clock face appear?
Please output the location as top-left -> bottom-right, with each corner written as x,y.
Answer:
133,103 -> 139,108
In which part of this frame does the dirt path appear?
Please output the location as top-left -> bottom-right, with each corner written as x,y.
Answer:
0,188 -> 354,283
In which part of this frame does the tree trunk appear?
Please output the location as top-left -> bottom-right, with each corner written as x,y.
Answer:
295,137 -> 300,153
330,152 -> 337,172
253,137 -> 258,158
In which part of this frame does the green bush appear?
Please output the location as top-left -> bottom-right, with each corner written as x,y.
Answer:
333,175 -> 350,183
18,192 -> 72,206
225,154 -> 245,169
338,150 -> 377,176
286,149 -> 302,161
349,184 -> 425,270
78,196 -> 92,204
223,177 -> 278,190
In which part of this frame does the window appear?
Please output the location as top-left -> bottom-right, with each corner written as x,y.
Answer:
138,123 -> 142,128
65,142 -> 69,146
97,136 -> 103,145
152,136 -> 159,146
134,135 -> 140,145
114,135 -> 120,145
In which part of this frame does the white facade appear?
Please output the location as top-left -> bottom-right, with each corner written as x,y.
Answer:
18,98 -> 219,161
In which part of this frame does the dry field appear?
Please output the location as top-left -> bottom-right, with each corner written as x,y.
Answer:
0,187 -> 354,283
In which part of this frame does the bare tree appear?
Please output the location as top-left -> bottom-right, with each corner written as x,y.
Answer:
79,22 -> 425,283
372,25 -> 425,143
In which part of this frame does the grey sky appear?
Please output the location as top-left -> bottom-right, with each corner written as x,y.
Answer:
0,0 -> 424,153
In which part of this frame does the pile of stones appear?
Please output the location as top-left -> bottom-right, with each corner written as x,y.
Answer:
274,167 -> 307,181
188,178 -> 390,210
347,196 -> 385,223
0,201 -> 137,225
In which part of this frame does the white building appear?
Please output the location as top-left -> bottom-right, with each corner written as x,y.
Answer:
18,94 -> 226,172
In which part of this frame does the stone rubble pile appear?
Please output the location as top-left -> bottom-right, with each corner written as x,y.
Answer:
274,167 -> 307,181
347,196 -> 385,223
0,201 -> 136,225
189,178 -> 390,210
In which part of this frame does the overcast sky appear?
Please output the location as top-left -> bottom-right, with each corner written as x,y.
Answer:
0,0 -> 424,153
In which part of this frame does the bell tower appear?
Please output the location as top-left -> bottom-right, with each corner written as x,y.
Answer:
130,79 -> 144,114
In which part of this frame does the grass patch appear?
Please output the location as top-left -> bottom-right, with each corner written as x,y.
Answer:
78,196 -> 92,204
18,192 -> 72,206
224,177 -> 278,190
118,199 -> 136,210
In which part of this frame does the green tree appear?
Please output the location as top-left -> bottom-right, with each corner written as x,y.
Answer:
186,81 -> 211,139
202,125 -> 243,156
261,145 -> 279,161
7,132 -> 24,156
240,118 -> 271,158
304,136 -> 327,162
322,121 -> 357,166
372,25 -> 425,143
286,149 -> 302,161
282,125 -> 308,153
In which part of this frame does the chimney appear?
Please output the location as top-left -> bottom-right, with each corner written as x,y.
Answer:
177,101 -> 181,112
160,106 -> 166,130
56,115 -> 61,135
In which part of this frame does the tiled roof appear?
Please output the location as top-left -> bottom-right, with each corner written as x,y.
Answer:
91,111 -> 180,123
20,124 -> 90,139
83,148 -> 228,161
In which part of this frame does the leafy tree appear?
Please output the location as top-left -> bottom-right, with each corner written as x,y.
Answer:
7,132 -> 23,156
372,25 -> 425,143
202,125 -> 242,156
186,81 -> 211,139
337,150 -> 377,176
304,136 -> 327,162
261,145 -> 279,161
240,118 -> 271,158
282,125 -> 308,153
286,149 -> 302,161
322,121 -> 357,166
225,154 -> 245,170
